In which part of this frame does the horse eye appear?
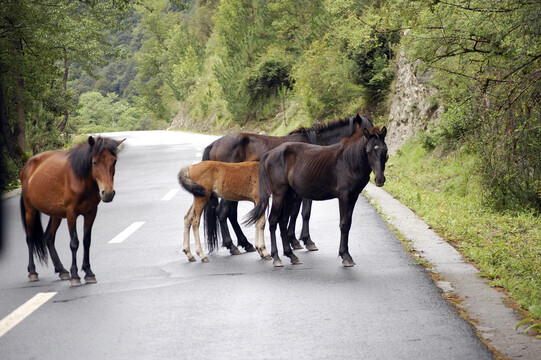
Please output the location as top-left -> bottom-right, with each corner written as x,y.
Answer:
93,161 -> 98,166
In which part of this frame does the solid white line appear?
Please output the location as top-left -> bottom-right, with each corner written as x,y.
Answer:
108,222 -> 145,244
161,189 -> 179,201
0,292 -> 57,338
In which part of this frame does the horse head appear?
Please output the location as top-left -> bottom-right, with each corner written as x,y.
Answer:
88,136 -> 124,202
363,127 -> 388,187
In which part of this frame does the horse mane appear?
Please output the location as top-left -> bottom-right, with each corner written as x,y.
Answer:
69,137 -> 119,178
288,115 -> 373,144
340,126 -> 384,167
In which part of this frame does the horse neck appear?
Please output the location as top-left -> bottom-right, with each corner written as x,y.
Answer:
284,131 -> 312,143
340,135 -> 369,172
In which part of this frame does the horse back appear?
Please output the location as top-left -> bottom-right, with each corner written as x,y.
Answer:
207,133 -> 305,162
190,161 -> 260,202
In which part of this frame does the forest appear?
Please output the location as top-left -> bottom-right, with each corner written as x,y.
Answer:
2,0 -> 539,213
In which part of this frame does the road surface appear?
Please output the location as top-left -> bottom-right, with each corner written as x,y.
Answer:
0,130 -> 493,359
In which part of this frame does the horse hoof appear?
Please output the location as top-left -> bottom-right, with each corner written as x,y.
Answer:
342,259 -> 355,267
28,274 -> 39,282
305,243 -> 319,251
245,246 -> 256,253
187,256 -> 197,262
70,278 -> 82,287
291,243 -> 303,250
263,254 -> 272,261
59,272 -> 71,280
273,259 -> 284,267
201,257 -> 210,263
230,248 -> 241,255
291,257 -> 303,265
85,276 -> 97,284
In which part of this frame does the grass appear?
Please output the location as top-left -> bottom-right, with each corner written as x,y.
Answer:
384,137 -> 541,321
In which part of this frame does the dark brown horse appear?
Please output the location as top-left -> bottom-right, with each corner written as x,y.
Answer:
245,127 -> 388,267
20,136 -> 123,286
203,114 -> 373,255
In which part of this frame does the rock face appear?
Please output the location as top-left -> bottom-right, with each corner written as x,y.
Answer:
386,52 -> 442,154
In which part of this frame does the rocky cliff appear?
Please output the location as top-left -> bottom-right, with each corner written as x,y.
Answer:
386,52 -> 442,154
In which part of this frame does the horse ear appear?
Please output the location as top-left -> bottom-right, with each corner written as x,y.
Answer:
363,128 -> 371,139
88,136 -> 95,147
117,138 -> 126,146
381,126 -> 387,138
355,114 -> 362,122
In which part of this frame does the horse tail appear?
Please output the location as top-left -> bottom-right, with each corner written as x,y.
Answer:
244,155 -> 271,226
202,142 -> 212,161
178,166 -> 207,197
203,193 -> 220,253
20,197 -> 48,265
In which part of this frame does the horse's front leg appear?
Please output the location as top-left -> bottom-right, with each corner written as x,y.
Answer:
67,213 -> 82,287
82,210 -> 98,284
45,217 -> 70,280
227,201 -> 255,252
286,198 -> 303,250
299,199 -> 318,251
183,204 -> 197,262
338,195 -> 359,267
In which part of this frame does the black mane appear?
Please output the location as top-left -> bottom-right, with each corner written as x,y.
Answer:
288,114 -> 373,145
68,137 -> 119,178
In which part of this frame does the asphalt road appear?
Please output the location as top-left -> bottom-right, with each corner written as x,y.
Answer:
0,130 -> 493,359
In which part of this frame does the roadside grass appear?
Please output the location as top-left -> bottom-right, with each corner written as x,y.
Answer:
384,137 -> 541,322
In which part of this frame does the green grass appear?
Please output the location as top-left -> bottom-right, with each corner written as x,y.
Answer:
384,137 -> 541,319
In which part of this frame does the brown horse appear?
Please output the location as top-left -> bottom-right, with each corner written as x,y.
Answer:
20,136 -> 124,286
178,161 -> 270,262
246,127 -> 388,267
203,114 -> 373,255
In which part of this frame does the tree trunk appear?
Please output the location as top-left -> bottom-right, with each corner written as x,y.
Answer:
57,55 -> 70,132
0,80 -> 27,168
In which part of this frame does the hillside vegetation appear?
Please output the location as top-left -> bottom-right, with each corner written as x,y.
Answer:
1,0 -> 539,320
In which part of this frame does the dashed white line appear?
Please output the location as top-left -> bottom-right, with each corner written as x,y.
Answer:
108,222 -> 145,244
0,292 -> 57,338
161,189 -> 179,201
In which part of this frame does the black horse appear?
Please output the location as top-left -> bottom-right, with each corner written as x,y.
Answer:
203,114 -> 373,255
245,127 -> 388,267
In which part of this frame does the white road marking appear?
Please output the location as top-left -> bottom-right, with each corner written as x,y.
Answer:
0,292 -> 57,338
161,189 -> 179,201
108,222 -> 145,244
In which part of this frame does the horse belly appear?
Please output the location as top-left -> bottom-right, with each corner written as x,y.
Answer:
26,159 -> 69,217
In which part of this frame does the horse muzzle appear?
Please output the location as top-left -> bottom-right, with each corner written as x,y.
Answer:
375,176 -> 386,187
100,189 -> 116,202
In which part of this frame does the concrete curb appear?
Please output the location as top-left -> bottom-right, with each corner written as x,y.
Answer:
363,182 -> 541,359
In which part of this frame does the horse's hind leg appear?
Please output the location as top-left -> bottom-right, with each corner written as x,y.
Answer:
45,217 -> 70,280
287,198 -> 304,250
227,202 -> 255,252
279,193 -> 302,265
24,208 -> 39,282
193,199 -> 209,263
216,200 -> 241,255
299,199 -> 318,251
82,210 -> 97,284
255,216 -> 271,260
183,204 -> 197,262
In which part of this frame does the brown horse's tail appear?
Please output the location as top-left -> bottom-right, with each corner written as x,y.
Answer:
20,197 -> 48,265
244,155 -> 271,226
178,166 -> 206,197
203,194 -> 220,253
